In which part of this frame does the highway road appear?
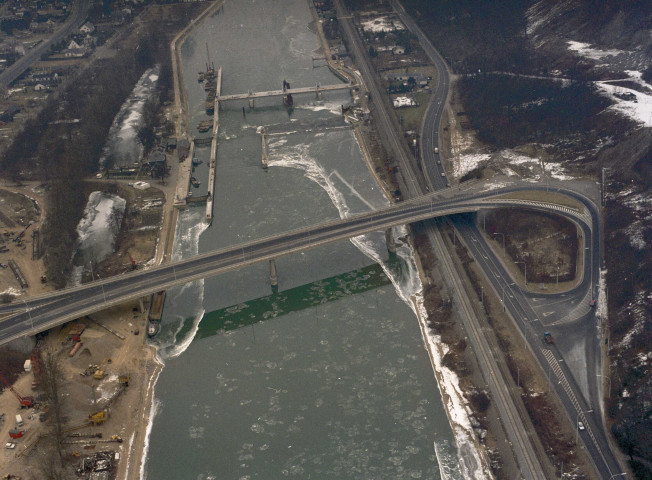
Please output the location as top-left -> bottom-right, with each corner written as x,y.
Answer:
334,1 -> 550,478
390,1 -> 622,477
0,187 -> 587,344
0,0 -> 92,89
0,2 -> 622,477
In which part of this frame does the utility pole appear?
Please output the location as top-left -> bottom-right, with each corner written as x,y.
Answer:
493,232 -> 505,255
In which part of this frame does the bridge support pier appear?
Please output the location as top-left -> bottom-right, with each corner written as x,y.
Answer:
139,297 -> 145,314
248,97 -> 254,109
316,90 -> 323,100
269,259 -> 278,292
261,130 -> 268,169
385,228 -> 397,254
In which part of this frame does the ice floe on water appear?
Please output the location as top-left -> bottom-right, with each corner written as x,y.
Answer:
157,208 -> 209,360
267,132 -> 490,479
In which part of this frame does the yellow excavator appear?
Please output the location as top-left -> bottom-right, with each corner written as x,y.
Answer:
88,409 -> 108,426
93,358 -> 111,380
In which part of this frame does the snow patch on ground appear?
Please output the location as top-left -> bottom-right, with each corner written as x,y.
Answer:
617,291 -> 649,349
596,269 -> 608,324
0,287 -> 21,297
392,96 -> 416,108
596,81 -> 652,127
567,41 -> 624,61
418,307 -> 492,479
453,153 -> 491,178
359,16 -> 405,33
75,191 -> 126,264
545,161 -> 575,180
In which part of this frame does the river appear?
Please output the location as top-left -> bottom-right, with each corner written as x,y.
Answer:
141,1 -> 465,478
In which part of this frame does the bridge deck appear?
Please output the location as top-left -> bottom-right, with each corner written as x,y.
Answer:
217,83 -> 354,102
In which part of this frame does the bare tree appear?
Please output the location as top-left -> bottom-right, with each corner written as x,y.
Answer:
36,436 -> 66,480
41,352 -> 65,466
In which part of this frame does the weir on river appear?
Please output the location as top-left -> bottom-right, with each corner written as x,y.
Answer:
143,0 -> 466,478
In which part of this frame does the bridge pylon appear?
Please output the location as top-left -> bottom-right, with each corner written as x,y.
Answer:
385,228 -> 397,254
269,259 -> 278,292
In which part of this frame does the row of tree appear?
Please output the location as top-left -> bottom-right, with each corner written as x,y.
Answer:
1,15 -> 174,288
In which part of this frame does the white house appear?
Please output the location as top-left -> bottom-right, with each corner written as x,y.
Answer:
79,22 -> 95,34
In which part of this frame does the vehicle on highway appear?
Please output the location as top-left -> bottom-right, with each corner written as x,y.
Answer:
434,147 -> 439,154
589,299 -> 596,307
543,332 -> 554,344
578,421 -> 585,431
440,172 -> 446,177
437,159 -> 441,164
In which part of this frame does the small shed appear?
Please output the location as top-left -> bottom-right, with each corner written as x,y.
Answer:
177,138 -> 190,160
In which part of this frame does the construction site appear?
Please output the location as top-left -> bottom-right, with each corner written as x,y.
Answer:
0,300 -> 159,480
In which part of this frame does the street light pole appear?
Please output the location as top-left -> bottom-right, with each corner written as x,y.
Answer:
22,298 -> 33,331
516,261 -> 527,285
597,374 -> 612,399
493,232 -> 505,255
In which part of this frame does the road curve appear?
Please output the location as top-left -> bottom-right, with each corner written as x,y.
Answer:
391,1 -> 621,476
0,187 -> 590,347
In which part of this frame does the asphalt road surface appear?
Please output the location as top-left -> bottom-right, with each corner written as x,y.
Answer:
390,1 -> 622,476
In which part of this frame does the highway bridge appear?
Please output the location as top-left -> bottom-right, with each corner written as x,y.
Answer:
0,185 -> 589,347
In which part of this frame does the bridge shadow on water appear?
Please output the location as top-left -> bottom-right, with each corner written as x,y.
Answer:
185,256 -> 408,342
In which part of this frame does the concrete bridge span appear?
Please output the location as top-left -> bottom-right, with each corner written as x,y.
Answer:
0,186 -> 592,346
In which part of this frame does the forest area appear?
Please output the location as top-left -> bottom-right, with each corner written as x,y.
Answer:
398,0 -> 651,477
0,4 -> 199,288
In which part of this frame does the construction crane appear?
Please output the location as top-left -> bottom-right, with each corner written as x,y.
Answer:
93,358 -> 110,380
0,372 -> 34,408
13,221 -> 34,243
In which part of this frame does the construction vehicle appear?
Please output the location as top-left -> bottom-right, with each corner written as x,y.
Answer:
543,332 -> 554,345
88,410 -> 108,426
118,374 -> 131,387
13,222 -> 33,243
0,372 -> 34,408
93,358 -> 111,380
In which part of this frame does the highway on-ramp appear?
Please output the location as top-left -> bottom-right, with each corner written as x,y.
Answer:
1,187 -> 587,346
391,1 -> 622,477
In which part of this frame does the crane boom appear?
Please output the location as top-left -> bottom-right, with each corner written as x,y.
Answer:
0,371 -> 34,408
